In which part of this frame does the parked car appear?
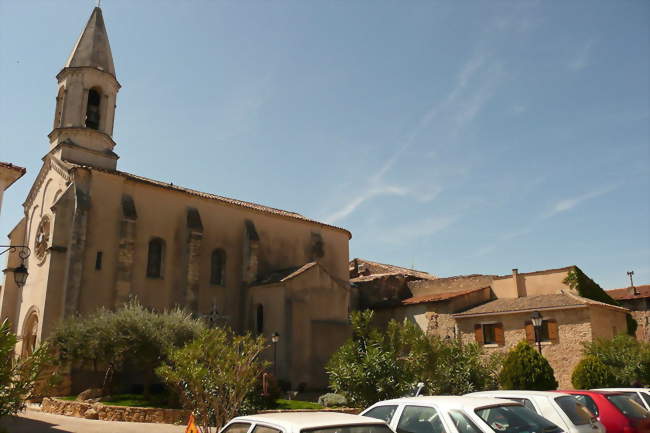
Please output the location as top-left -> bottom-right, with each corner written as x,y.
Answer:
219,412 -> 392,433
466,390 -> 605,433
592,388 -> 650,411
558,390 -> 650,433
361,395 -> 564,433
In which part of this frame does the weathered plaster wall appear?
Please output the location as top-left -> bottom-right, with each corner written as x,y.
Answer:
491,268 -> 573,299
409,275 -> 495,297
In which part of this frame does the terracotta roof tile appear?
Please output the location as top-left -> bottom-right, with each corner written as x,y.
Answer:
454,292 -> 628,317
350,258 -> 436,280
608,285 -> 650,300
401,287 -> 488,305
70,165 -> 351,238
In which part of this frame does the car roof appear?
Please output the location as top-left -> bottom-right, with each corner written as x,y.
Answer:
231,412 -> 385,429
559,390 -> 625,396
592,388 -> 650,393
368,395 -> 520,411
467,390 -> 572,398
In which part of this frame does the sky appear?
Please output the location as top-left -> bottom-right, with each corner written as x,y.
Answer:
0,0 -> 648,290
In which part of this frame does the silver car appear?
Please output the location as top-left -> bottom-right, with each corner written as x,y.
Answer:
467,390 -> 605,433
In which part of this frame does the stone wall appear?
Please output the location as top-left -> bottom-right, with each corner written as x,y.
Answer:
456,308 -> 593,389
41,397 -> 190,424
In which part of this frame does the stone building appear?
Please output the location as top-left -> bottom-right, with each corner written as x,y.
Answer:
453,267 -> 629,389
0,162 -> 26,217
608,284 -> 650,341
0,7 -> 351,391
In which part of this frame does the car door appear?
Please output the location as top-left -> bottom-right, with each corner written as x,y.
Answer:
394,405 -> 451,433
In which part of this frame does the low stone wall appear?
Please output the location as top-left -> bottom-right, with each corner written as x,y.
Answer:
41,397 -> 190,424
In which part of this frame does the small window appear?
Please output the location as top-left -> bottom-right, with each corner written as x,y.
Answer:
221,422 -> 251,433
572,394 -> 599,416
554,396 -> 593,425
483,324 -> 497,344
397,405 -> 448,433
146,238 -> 165,278
252,426 -> 281,433
86,88 -> 101,130
210,249 -> 226,285
448,410 -> 482,433
364,405 -> 398,423
95,251 -> 103,270
256,304 -> 264,335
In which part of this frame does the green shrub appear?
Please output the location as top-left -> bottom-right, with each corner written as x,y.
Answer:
48,300 -> 205,397
0,319 -> 52,418
156,327 -> 268,432
572,356 -> 618,389
318,393 -> 347,407
581,334 -> 650,386
499,341 -> 558,390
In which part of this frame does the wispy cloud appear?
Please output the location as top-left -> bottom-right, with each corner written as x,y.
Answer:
543,184 -> 616,218
568,40 -> 594,71
377,215 -> 457,244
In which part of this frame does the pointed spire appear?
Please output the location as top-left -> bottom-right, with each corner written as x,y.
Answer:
65,7 -> 115,76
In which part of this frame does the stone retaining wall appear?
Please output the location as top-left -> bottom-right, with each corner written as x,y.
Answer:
41,397 -> 190,424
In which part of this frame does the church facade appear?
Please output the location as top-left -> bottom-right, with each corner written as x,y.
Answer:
0,7 -> 351,390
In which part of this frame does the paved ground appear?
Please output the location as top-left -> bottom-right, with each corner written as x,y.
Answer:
0,408 -> 186,433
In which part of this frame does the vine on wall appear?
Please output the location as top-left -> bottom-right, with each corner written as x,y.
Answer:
563,267 -> 638,336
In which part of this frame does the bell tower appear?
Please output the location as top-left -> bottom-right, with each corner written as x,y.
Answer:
49,7 -> 120,170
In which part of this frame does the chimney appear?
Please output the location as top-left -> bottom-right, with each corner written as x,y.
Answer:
512,268 -> 525,297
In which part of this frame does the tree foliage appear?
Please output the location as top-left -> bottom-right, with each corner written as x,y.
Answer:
156,327 -> 268,433
326,310 -> 499,407
499,341 -> 558,390
0,319 -> 51,418
48,300 -> 205,396
580,334 -> 650,386
571,356 -> 618,389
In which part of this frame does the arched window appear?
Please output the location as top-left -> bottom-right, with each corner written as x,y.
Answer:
85,88 -> 101,130
256,304 -> 264,335
210,249 -> 226,285
21,312 -> 39,357
146,238 -> 165,278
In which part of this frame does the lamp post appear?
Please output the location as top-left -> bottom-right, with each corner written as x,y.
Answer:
271,331 -> 280,377
531,310 -> 543,354
0,245 -> 30,288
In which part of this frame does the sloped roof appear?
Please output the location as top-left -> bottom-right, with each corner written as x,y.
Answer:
65,7 -> 116,76
401,287 -> 488,305
350,258 -> 436,281
0,162 -> 26,189
454,292 -> 629,318
608,285 -> 650,300
254,262 -> 318,285
0,162 -> 26,174
69,164 -> 351,237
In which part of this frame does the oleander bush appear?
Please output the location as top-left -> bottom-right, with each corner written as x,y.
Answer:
579,334 -> 650,386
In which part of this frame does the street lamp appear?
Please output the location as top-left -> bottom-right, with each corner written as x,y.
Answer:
271,332 -> 280,377
0,245 -> 30,288
531,311 -> 543,354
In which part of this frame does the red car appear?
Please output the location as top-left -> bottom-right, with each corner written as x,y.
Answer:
557,390 -> 650,433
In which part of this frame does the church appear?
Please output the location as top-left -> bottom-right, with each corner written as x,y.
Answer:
0,7 -> 352,390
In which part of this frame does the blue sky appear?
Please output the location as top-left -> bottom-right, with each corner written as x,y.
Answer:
1,1 -> 648,289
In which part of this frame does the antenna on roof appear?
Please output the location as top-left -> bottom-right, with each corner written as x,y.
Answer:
627,270 -> 639,296
97,0 -> 101,7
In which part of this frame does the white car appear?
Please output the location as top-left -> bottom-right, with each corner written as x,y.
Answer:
592,388 -> 650,411
466,390 -> 605,433
361,395 -> 564,433
219,412 -> 392,433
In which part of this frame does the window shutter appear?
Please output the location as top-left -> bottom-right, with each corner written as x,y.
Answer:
525,321 -> 535,344
548,319 -> 559,344
474,324 -> 484,345
495,323 -> 505,346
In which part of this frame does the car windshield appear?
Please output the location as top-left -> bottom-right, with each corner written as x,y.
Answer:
605,394 -> 650,420
554,396 -> 594,425
475,404 -> 563,433
302,425 -> 394,433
